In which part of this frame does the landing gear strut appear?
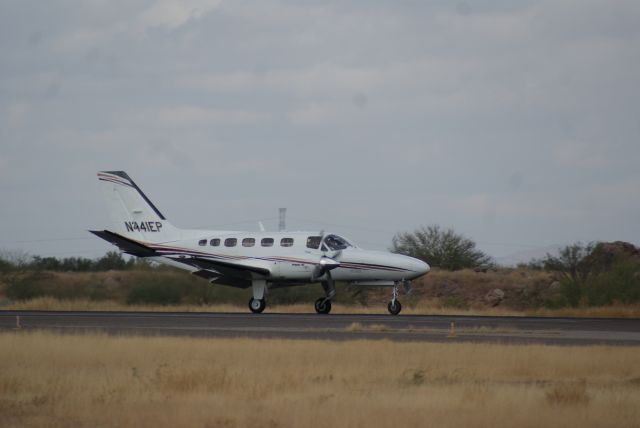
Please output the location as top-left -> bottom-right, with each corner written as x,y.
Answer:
249,279 -> 267,314
387,282 -> 402,315
249,297 -> 266,314
314,280 -> 336,314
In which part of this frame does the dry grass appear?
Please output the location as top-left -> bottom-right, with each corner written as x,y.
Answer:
526,306 -> 640,319
1,331 -> 639,428
345,322 -> 390,332
5,296 -> 640,318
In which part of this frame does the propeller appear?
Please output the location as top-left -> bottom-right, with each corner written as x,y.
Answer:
311,230 -> 342,281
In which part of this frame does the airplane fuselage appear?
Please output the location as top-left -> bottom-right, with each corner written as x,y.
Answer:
145,230 -> 429,284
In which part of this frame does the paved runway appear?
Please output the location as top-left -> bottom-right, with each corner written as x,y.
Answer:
1,311 -> 639,345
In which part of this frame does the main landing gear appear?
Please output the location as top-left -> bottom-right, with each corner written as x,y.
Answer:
314,298 -> 331,314
387,282 -> 403,315
248,297 -> 266,314
314,280 -> 336,314
249,279 -> 267,314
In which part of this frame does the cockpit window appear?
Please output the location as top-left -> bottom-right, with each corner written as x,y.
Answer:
306,236 -> 322,249
323,234 -> 352,251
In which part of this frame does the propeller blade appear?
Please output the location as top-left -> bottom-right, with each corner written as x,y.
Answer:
311,255 -> 340,281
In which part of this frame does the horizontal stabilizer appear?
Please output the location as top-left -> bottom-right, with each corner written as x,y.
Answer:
89,230 -> 156,257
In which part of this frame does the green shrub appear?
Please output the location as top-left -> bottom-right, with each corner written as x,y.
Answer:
392,225 -> 492,270
584,261 -> 640,306
442,295 -> 469,309
5,274 -> 45,300
559,278 -> 583,307
127,282 -> 183,305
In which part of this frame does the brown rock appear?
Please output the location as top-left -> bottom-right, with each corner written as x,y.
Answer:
484,289 -> 505,306
549,281 -> 562,292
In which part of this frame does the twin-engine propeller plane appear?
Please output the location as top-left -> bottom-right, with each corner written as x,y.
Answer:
91,171 -> 430,315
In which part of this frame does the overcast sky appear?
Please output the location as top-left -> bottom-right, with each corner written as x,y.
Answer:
1,0 -> 639,261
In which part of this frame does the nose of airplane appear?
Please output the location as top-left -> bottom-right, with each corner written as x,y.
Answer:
405,256 -> 430,279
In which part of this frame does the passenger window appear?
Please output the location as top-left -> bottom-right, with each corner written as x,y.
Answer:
210,238 -> 220,246
306,236 -> 322,249
224,238 -> 237,247
242,238 -> 255,247
198,239 -> 207,246
261,238 -> 274,247
280,237 -> 294,247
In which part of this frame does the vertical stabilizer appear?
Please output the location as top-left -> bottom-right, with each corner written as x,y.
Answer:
97,171 -> 179,243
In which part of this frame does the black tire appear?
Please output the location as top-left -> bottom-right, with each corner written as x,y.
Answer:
387,300 -> 402,315
249,297 -> 266,314
314,298 -> 332,314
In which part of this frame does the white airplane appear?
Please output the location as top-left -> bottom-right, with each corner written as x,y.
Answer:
91,171 -> 430,315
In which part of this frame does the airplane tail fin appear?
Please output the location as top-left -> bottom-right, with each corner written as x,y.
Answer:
97,171 -> 180,243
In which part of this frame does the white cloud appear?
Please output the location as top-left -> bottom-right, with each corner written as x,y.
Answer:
1,0 -> 640,255
552,140 -> 610,169
138,0 -> 223,30
6,103 -> 30,128
130,105 -> 270,127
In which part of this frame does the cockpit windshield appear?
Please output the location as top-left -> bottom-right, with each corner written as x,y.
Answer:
323,234 -> 353,251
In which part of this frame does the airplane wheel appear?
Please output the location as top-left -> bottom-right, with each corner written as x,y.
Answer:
388,300 -> 402,315
249,297 -> 266,314
314,298 -> 332,315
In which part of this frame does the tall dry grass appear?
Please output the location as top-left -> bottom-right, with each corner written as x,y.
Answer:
1,331 -> 639,428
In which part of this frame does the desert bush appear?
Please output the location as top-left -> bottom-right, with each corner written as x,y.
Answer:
391,225 -> 492,270
127,282 -> 183,305
5,271 -> 93,301
542,243 -> 595,307
0,257 -> 13,273
543,242 -> 640,307
584,261 -> 640,306
5,273 -> 46,300
542,243 -> 595,283
442,295 -> 470,310
545,381 -> 590,405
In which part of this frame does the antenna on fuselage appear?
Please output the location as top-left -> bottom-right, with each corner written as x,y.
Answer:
278,208 -> 287,231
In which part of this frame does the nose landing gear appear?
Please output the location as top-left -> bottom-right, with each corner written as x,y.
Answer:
314,280 -> 336,314
314,298 -> 332,314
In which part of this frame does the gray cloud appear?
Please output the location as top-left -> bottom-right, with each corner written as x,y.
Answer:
0,0 -> 639,258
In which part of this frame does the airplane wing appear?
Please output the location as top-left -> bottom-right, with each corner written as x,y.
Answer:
89,230 -> 270,284
176,255 -> 270,279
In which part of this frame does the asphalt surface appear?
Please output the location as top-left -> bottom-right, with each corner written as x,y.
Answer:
1,311 -> 639,346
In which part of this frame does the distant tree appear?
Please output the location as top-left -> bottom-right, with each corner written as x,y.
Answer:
30,256 -> 62,271
0,256 -> 13,272
94,251 -> 127,271
541,242 -> 595,283
541,242 -> 596,307
391,225 -> 492,270
0,250 -> 31,269
55,256 -> 95,272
